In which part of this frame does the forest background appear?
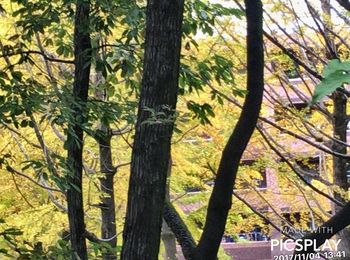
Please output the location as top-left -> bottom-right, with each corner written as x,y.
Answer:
0,0 -> 350,259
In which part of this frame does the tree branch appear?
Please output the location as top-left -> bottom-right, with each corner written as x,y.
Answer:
336,0 -> 350,11
195,0 -> 264,257
163,200 -> 196,260
294,201 -> 350,256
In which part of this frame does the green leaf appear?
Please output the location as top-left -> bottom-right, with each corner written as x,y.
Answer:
323,59 -> 350,77
11,71 -> 23,81
311,59 -> 350,105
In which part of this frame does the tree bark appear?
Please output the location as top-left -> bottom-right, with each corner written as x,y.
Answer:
161,220 -> 177,260
194,0 -> 264,258
163,201 -> 196,260
93,53 -> 118,259
66,0 -> 91,259
121,0 -> 185,259
99,130 -> 117,260
161,159 -> 177,260
331,90 -> 350,258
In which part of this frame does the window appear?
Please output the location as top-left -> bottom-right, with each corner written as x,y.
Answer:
346,163 -> 350,184
238,225 -> 270,242
270,48 -> 300,80
274,100 -> 312,123
284,68 -> 299,79
256,206 -> 269,213
283,48 -> 300,79
290,102 -> 308,111
239,159 -> 268,189
295,156 -> 320,183
255,169 -> 267,189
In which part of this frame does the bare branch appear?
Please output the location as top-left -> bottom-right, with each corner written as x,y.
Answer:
6,166 -> 62,193
0,49 -> 74,64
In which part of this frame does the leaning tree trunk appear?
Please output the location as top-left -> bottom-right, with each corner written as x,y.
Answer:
294,201 -> 350,256
163,201 -> 196,260
121,0 -> 185,259
66,0 -> 91,259
194,0 -> 264,258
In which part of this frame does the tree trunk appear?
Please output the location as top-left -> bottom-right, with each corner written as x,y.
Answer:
194,0 -> 264,258
161,158 -> 177,260
94,53 -> 118,259
331,91 -> 350,259
163,201 -> 196,260
99,130 -> 117,260
66,0 -> 91,259
121,0 -> 185,259
161,220 -> 177,260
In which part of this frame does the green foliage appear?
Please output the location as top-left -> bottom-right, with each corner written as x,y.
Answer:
183,0 -> 243,36
0,216 -> 71,259
187,101 -> 214,125
311,59 -> 350,104
141,105 -> 178,126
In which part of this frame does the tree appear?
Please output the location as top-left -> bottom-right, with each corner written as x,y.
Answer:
0,0 -> 242,258
212,0 -> 350,257
164,0 -> 350,258
65,0 -> 92,258
262,1 -> 350,256
4,0 -> 350,259
121,0 -> 185,258
194,0 -> 264,258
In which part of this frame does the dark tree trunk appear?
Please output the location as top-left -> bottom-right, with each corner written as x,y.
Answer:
331,91 -> 350,258
121,0 -> 185,259
194,0 -> 264,258
99,129 -> 117,260
330,42 -> 350,259
336,0 -> 350,11
66,1 -> 91,259
163,201 -> 196,260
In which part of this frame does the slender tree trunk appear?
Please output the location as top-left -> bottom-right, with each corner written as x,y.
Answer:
161,220 -> 177,260
121,0 -> 185,259
331,91 -> 350,259
161,158 -> 177,260
94,54 -> 118,259
194,0 -> 264,258
66,0 -> 91,259
99,130 -> 117,260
